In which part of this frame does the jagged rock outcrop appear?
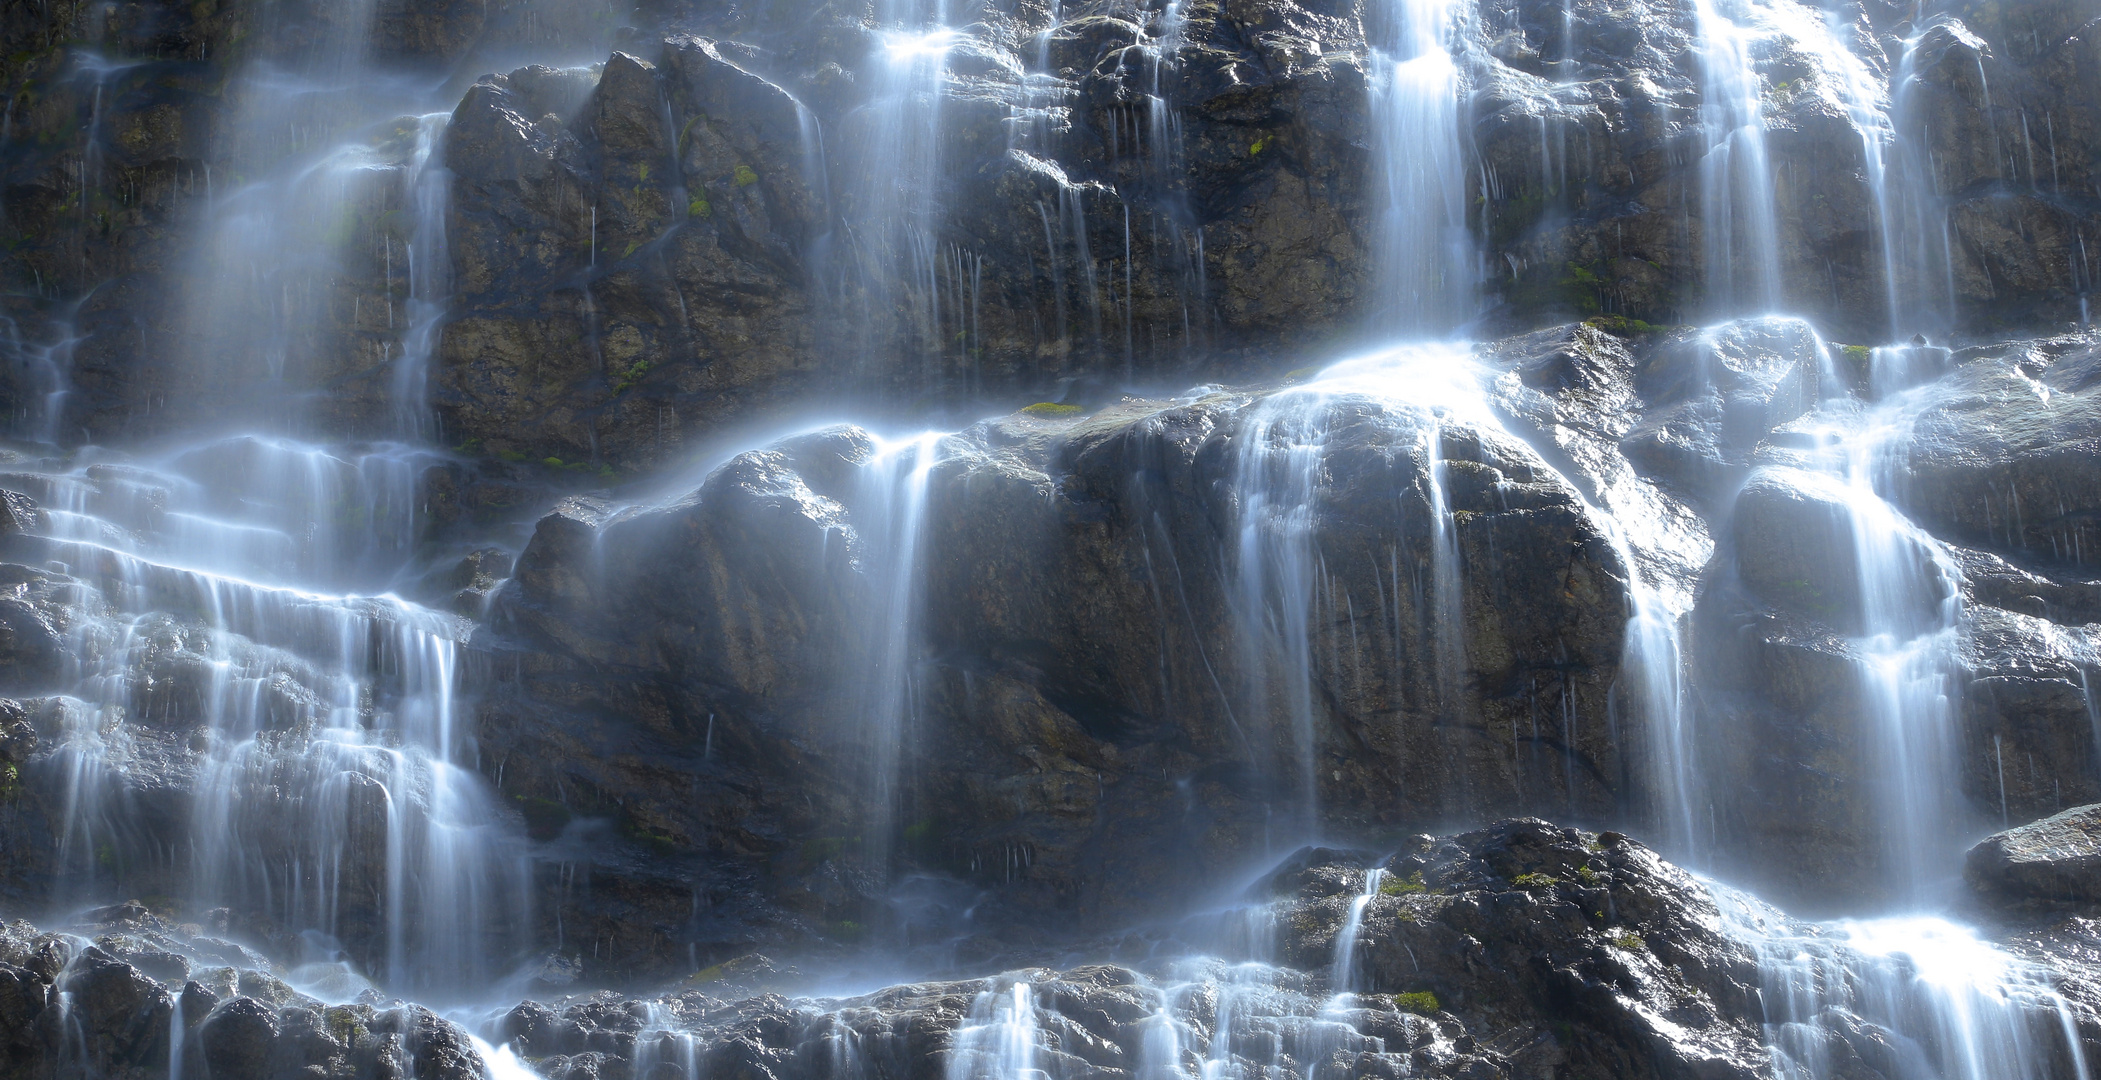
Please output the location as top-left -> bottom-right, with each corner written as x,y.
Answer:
476,331 -> 1649,982
0,907 -> 486,1080
1476,0 -> 2101,337
443,821 -> 1781,1080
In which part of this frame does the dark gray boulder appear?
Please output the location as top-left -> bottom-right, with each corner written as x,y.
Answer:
476,342 -> 1644,983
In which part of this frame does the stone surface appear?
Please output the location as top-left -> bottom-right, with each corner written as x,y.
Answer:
474,336 -> 1646,982
0,0 -> 2092,459
0,910 -> 486,1080
1968,803 -> 2101,908
447,822 -> 1775,1080
1475,0 -> 2101,338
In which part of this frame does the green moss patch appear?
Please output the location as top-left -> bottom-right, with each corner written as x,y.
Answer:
1392,991 -> 1440,1016
1379,871 -> 1427,896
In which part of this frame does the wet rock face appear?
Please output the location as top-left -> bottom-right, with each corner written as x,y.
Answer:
1968,803 -> 2101,910
342,821 -> 1766,1080
1475,0 -> 2101,338
479,336 -> 1645,982
1678,325 -> 2101,908
429,0 -> 2101,476
1896,334 -> 2101,566
0,912 -> 486,1080
1273,820 -> 1769,1079
436,0 -> 1382,470
2,0 -> 2092,454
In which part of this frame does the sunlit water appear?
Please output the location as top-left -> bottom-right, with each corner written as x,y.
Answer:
4,0 -> 2096,1076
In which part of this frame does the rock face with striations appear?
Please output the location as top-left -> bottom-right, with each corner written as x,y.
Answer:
0,0 -> 2092,457
433,0 -> 2101,473
477,331 -> 1650,982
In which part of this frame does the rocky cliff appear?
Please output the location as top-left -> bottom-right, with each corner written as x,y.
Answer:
5,0 -> 2093,461
2,0 -> 2101,1074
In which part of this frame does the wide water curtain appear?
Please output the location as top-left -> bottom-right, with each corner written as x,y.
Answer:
0,0 -> 2098,1076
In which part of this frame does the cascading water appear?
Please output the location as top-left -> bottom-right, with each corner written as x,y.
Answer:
1878,18 -> 1972,339
1717,885 -> 2094,1080
846,431 -> 951,868
1366,0 -> 1475,332
7,0 -> 2101,1072
1224,344 -> 1481,834
0,0 -> 610,1005
821,0 -> 962,381
12,439 -> 533,998
1326,868 -> 1384,996
1807,386 -> 1967,899
1688,0 -> 1782,316
1685,334 -> 2072,1073
946,978 -> 1041,1080
394,113 -> 453,440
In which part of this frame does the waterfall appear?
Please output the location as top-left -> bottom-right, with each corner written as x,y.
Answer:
1881,20 -> 1969,338
847,431 -> 951,868
1716,885 -> 2094,1080
828,10 -> 960,379
1689,0 -> 1782,316
1229,389 -> 1346,831
5,0 -> 2100,1070
946,978 -> 1043,1080
14,438 -> 533,995
394,112 -> 454,441
1367,0 -> 1475,332
1327,867 -> 1384,995
0,0 -> 558,1002
1226,343 -> 1480,833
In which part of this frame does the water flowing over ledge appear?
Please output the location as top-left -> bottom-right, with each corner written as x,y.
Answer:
0,0 -> 2099,1075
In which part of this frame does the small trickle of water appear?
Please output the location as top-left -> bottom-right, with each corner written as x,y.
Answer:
1328,867 -> 1385,996
946,977 -> 1043,1080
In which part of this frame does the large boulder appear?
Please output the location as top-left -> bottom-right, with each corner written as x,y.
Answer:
1967,803 -> 2101,909
1894,334 -> 2101,570
1271,819 -> 1770,1078
476,344 -> 1646,981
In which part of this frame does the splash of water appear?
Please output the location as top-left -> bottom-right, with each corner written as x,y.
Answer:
1716,884 -> 2093,1080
